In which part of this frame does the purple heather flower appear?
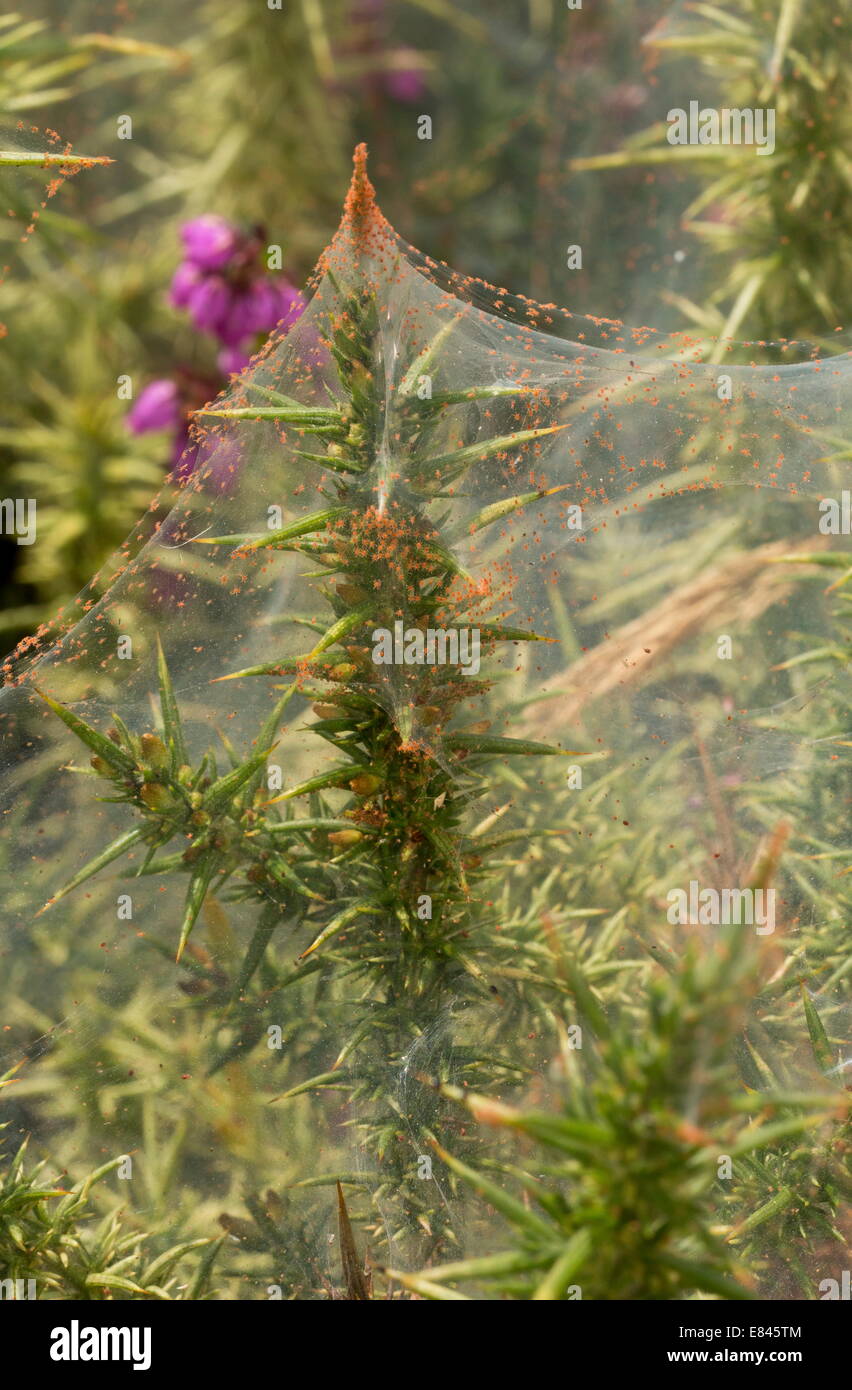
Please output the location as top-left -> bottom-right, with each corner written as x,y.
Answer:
218,280 -> 278,344
217,345 -> 251,376
217,278 -> 307,346
185,275 -> 234,337
385,64 -> 427,103
169,261 -> 202,309
127,367 -> 225,483
214,299 -> 251,347
180,214 -> 241,271
167,204 -> 310,350
127,379 -> 180,434
246,279 -> 288,333
169,433 -> 242,493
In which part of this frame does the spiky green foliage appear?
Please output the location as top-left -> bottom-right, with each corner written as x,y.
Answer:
35,250 -> 852,1294
395,925 -> 850,1300
8,0 -> 852,1303
37,269 -> 593,1264
0,1121 -> 221,1300
571,0 -> 852,352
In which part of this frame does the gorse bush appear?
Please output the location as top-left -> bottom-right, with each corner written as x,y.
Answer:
30,153 -> 595,1268
0,1097 -> 220,1300
398,927 -> 850,1300
0,140 -> 847,1300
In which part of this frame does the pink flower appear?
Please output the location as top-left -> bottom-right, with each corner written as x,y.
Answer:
217,345 -> 251,376
216,278 -> 307,347
167,209 -> 308,353
169,261 -> 202,309
126,367 -> 223,478
185,275 -> 234,337
385,64 -> 427,103
217,280 -> 273,344
127,379 -> 181,434
180,214 -> 241,271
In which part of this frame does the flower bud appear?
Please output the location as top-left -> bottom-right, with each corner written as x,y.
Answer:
327,829 -> 364,849
467,1095 -> 516,1128
140,782 -> 173,812
140,732 -> 168,767
350,772 -> 382,797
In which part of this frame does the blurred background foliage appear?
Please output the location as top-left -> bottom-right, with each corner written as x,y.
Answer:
572,0 -> 852,356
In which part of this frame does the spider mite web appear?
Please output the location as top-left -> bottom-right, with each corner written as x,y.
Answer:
0,145 -> 849,1288
0,121 -> 111,292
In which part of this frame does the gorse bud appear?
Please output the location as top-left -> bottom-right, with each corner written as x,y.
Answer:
349,772 -> 382,796
327,829 -> 364,849
140,732 -> 168,767
140,782 -> 174,811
